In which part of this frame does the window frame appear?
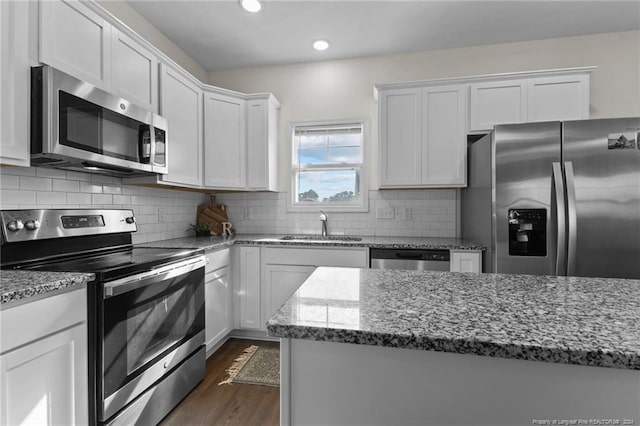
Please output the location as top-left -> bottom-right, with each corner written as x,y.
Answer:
288,118 -> 369,213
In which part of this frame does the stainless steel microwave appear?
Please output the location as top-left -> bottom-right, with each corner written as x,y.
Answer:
31,66 -> 168,176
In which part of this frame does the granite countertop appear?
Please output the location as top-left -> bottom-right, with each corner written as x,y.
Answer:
0,270 -> 94,306
141,234 -> 484,251
267,267 -> 640,370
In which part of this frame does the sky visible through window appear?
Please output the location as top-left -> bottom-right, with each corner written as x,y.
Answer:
295,128 -> 362,203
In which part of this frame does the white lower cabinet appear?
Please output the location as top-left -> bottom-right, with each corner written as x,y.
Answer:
449,250 -> 482,273
263,264 -> 315,325
236,246 -> 262,330
0,287 -> 88,426
204,248 -> 231,353
261,246 -> 369,326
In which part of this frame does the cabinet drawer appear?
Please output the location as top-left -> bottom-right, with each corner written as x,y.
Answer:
205,248 -> 230,273
263,247 -> 368,268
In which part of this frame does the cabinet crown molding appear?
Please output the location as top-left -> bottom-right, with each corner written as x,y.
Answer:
373,66 -> 597,101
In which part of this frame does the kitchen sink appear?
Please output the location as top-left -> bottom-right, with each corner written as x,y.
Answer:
279,235 -> 362,242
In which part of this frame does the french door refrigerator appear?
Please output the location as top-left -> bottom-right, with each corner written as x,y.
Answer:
461,117 -> 640,279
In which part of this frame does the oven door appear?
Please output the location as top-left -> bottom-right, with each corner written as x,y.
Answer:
99,256 -> 205,422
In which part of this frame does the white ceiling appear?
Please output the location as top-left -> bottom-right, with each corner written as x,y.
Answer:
127,1 -> 640,71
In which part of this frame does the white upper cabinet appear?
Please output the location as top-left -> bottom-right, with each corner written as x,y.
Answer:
204,91 -> 246,188
378,85 -> 466,188
246,96 -> 279,191
468,69 -> 593,133
422,85 -> 466,186
203,91 -> 280,191
111,30 -> 158,112
527,74 -> 589,123
40,0 -> 112,89
40,0 -> 160,113
158,63 -> 203,187
379,88 -> 422,186
0,0 -> 31,167
469,79 -> 527,132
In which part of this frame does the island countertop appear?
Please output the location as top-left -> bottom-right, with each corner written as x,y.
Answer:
267,267 -> 640,370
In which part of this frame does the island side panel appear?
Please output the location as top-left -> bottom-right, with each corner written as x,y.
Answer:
280,338 -> 291,426
287,339 -> 640,426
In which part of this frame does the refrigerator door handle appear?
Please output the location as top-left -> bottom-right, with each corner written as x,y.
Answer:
552,162 -> 567,275
565,161 -> 577,276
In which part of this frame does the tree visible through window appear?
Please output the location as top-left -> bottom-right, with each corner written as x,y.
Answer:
292,121 -> 366,210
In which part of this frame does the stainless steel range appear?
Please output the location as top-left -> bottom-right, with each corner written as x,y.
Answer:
0,209 -> 206,426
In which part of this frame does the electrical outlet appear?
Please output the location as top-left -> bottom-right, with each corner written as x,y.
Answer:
158,207 -> 166,222
401,207 -> 412,220
243,207 -> 253,220
376,206 -> 395,220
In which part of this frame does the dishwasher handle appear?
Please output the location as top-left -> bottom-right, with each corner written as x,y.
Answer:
394,252 -> 423,260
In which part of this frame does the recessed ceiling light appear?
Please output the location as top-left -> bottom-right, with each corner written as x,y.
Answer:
313,40 -> 330,51
240,0 -> 262,13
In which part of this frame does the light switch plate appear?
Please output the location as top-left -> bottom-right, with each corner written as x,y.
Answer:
158,207 -> 166,222
244,207 -> 253,220
400,207 -> 412,220
376,206 -> 395,220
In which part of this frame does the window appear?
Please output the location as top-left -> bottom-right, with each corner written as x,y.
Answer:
290,120 -> 367,212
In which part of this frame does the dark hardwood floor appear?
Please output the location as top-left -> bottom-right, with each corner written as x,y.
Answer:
161,338 -> 280,426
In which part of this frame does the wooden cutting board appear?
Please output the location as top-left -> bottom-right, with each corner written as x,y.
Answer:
196,196 -> 230,235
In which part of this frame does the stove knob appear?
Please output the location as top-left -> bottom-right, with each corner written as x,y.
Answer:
25,220 -> 40,231
125,216 -> 136,224
7,220 -> 24,232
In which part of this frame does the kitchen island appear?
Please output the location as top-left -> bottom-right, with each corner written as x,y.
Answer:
267,267 -> 640,426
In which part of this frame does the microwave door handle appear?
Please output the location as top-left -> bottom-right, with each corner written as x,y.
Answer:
149,123 -> 157,166
552,162 -> 567,276
564,161 -> 577,276
103,257 -> 205,299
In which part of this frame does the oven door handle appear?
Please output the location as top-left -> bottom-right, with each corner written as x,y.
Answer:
103,256 -> 206,299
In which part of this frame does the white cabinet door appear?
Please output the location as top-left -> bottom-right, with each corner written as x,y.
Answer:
0,323 -> 88,426
205,266 -> 231,353
39,0 -> 111,89
422,85 -> 466,186
527,75 -> 589,123
158,64 -> 202,187
263,264 -> 315,326
203,91 -> 246,188
238,246 -> 261,330
246,97 -> 279,191
450,250 -> 482,273
469,80 -> 527,132
379,88 -> 422,186
111,30 -> 158,112
0,0 -> 30,167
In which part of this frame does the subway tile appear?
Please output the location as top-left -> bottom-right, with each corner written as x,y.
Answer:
36,191 -> 66,205
52,179 -> 80,192
122,185 -> 140,195
66,171 -> 92,182
36,168 -> 67,179
0,175 -> 19,190
92,194 -> 113,204
1,166 -> 36,176
1,190 -> 36,205
113,195 -> 132,205
19,176 -> 52,191
67,193 -> 92,204
91,174 -> 117,184
103,185 -> 123,195
80,182 -> 103,193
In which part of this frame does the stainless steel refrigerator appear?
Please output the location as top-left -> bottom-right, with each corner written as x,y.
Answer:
461,117 -> 640,279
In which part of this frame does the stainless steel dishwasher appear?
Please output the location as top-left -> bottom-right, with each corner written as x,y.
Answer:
369,248 -> 450,271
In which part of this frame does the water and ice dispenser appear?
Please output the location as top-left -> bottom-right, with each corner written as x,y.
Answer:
508,209 -> 547,256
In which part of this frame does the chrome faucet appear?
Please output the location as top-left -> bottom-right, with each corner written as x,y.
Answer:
319,210 -> 328,237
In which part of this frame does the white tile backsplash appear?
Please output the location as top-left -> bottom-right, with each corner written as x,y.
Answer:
0,166 -> 209,244
215,190 -> 457,237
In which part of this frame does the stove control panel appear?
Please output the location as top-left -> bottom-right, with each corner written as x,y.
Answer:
0,209 -> 137,243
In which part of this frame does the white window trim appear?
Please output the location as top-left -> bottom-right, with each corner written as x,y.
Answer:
287,118 -> 369,213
